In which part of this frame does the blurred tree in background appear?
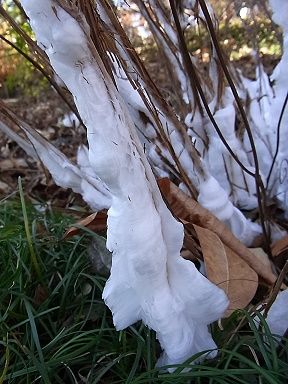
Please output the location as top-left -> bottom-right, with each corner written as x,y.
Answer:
0,0 -> 282,98
0,0 -> 48,97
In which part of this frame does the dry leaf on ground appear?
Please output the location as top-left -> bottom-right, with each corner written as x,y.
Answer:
272,236 -> 288,257
194,224 -> 258,316
158,178 -> 276,285
250,248 -> 274,274
63,211 -> 107,238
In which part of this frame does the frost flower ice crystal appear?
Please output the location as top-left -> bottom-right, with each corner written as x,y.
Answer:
21,0 -> 228,367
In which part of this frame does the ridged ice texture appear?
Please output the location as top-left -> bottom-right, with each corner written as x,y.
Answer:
241,0 -> 288,215
21,0 -> 228,367
205,90 -> 257,210
0,115 -> 111,210
198,177 -> 261,246
23,128 -> 83,193
269,0 -> 288,213
266,289 -> 288,338
77,145 -> 112,211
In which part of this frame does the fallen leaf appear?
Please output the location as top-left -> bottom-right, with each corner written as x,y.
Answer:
63,211 -> 107,239
272,236 -> 288,257
223,246 -> 258,315
194,225 -> 258,316
181,220 -> 203,261
158,178 -> 276,285
250,248 -> 274,273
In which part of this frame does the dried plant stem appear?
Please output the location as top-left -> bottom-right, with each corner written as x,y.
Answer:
90,0 -> 204,195
197,0 -> 271,256
169,0 -> 254,178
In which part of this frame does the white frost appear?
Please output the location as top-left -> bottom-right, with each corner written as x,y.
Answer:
198,176 -> 261,246
266,290 -> 288,338
21,0 -> 229,367
61,112 -> 80,128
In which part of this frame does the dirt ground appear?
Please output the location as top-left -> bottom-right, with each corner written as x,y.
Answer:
0,90 -> 87,208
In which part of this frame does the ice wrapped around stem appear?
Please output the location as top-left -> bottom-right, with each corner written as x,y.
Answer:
0,104 -> 111,211
21,0 -> 228,367
266,289 -> 288,339
198,177 -> 262,246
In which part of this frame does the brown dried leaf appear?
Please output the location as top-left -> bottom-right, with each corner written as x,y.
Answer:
179,219 -> 203,260
158,178 -> 276,285
250,248 -> 274,272
193,225 -> 258,316
272,236 -> 288,257
63,211 -> 107,239
223,246 -> 259,315
33,284 -> 48,307
193,224 -> 228,291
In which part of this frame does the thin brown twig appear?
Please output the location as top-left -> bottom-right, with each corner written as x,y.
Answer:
169,0 -> 256,178
96,0 -> 204,195
195,0 -> 271,255
12,0 -> 28,21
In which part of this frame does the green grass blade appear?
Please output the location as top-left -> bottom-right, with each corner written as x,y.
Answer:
18,177 -> 41,279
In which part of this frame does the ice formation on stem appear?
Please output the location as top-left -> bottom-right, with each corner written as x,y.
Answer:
266,0 -> 288,213
237,0 -> 288,216
134,0 -> 192,105
21,0 -> 228,367
113,58 -> 261,245
130,0 -> 268,244
111,43 -> 256,236
0,105 -> 111,211
198,176 -> 261,246
255,289 -> 288,341
95,1 -> 205,198
266,289 -> 288,338
0,118 -> 37,159
241,67 -> 273,182
109,11 -> 263,245
205,91 -> 257,210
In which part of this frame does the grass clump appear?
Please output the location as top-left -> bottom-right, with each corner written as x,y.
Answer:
0,194 -> 287,383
